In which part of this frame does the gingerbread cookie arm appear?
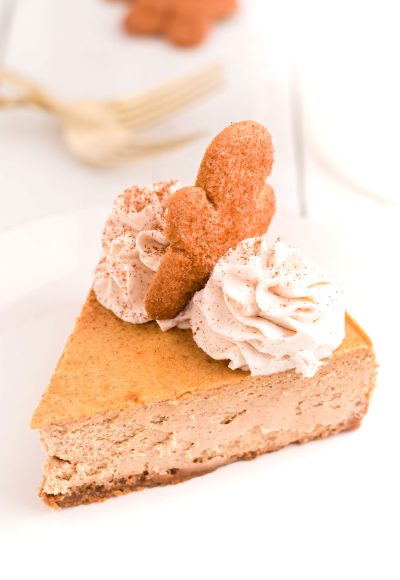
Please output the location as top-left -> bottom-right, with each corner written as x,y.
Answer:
145,187 -> 216,319
249,184 -> 276,238
145,249 -> 199,319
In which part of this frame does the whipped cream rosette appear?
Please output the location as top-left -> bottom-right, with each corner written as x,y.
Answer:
93,181 -> 178,323
161,237 -> 345,378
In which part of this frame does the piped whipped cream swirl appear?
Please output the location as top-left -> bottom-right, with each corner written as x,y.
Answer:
161,237 -> 345,378
93,181 -> 178,323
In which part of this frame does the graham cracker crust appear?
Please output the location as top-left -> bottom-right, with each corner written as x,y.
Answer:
41,406 -> 367,509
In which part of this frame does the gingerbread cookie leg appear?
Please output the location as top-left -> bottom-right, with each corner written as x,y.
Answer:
124,0 -> 168,36
165,5 -> 211,47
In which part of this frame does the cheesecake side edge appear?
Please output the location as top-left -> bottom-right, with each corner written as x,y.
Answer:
39,403 -> 371,509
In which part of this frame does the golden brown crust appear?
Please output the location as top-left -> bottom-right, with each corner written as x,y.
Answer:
123,0 -> 237,47
41,406 -> 369,509
145,121 -> 276,320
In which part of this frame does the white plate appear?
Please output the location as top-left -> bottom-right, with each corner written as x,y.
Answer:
0,208 -> 397,579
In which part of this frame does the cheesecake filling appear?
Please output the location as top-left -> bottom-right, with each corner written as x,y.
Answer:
40,347 -> 374,498
161,238 -> 345,378
93,180 -> 178,323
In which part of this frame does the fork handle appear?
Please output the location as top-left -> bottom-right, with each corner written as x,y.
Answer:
0,68 -> 61,112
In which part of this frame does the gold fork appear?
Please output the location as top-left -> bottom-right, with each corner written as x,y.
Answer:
0,65 -> 223,166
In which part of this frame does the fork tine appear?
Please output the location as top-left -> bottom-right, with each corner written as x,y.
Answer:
111,64 -> 223,114
113,70 -> 222,128
119,68 -> 222,115
126,132 -> 202,150
110,132 -> 203,164
116,74 -> 222,130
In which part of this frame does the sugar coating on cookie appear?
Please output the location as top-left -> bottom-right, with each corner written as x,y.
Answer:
145,120 -> 276,320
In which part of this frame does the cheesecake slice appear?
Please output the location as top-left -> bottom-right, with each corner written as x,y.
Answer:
31,291 -> 377,508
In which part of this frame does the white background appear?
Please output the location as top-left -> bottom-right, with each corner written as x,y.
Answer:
1,1 -> 399,578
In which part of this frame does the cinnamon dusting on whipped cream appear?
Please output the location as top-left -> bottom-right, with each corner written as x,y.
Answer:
93,180 -> 178,323
161,238 -> 345,378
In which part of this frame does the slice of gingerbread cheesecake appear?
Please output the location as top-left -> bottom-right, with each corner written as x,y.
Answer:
31,122 -> 377,508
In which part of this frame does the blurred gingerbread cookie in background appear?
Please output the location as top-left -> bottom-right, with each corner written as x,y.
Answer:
122,0 -> 238,47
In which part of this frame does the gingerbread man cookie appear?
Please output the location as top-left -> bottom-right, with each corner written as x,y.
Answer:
145,120 -> 275,320
123,0 -> 237,47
